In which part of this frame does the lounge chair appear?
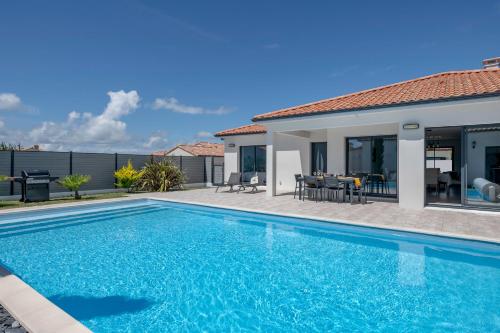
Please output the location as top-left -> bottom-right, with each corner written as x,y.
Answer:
215,172 -> 241,192
239,173 -> 266,193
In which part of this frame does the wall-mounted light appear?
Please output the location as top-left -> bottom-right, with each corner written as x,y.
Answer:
403,123 -> 419,130
228,143 -> 236,148
472,140 -> 477,149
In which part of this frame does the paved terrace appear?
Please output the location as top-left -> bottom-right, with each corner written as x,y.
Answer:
143,188 -> 500,243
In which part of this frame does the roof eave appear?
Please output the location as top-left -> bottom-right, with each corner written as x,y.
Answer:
214,131 -> 267,138
252,92 -> 500,123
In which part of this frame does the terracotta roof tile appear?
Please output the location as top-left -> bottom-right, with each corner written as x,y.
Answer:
252,69 -> 500,121
153,142 -> 224,157
214,124 -> 267,137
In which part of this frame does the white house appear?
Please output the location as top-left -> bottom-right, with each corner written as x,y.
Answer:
215,65 -> 500,210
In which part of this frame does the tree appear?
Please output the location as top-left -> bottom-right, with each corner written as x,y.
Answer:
58,174 -> 91,199
114,160 -> 142,192
0,142 -> 21,151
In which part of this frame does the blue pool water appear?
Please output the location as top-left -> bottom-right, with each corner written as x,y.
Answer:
0,199 -> 499,332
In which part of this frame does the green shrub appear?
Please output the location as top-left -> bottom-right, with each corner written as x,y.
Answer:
114,160 -> 142,192
58,174 -> 91,199
136,159 -> 185,192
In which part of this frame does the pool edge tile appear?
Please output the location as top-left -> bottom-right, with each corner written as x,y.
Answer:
0,275 -> 92,333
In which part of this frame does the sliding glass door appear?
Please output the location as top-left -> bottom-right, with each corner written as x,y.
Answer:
346,135 -> 397,197
464,125 -> 500,209
240,145 -> 266,182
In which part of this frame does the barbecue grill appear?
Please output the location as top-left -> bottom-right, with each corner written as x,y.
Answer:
14,170 -> 59,202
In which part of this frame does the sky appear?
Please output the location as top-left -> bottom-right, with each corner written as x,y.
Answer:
0,0 -> 499,153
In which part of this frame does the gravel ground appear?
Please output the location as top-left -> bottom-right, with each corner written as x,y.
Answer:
0,304 -> 27,333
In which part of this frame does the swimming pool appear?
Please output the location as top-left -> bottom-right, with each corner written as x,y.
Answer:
1,199 -> 499,332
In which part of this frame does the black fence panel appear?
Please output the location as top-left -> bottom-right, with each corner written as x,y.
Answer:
0,151 -> 11,195
0,151 -> 223,196
72,153 -> 115,191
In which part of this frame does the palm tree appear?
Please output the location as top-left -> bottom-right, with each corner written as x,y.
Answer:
58,174 -> 91,199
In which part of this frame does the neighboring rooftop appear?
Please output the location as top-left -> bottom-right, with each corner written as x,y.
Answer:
153,142 -> 224,157
214,124 -> 267,137
252,68 -> 500,121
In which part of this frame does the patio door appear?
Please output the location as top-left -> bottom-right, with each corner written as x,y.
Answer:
464,125 -> 500,209
346,135 -> 397,197
240,145 -> 266,182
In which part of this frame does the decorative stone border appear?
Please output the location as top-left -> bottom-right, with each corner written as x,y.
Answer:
1,303 -> 27,333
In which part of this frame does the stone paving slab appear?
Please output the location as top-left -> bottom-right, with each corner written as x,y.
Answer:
143,188 -> 500,243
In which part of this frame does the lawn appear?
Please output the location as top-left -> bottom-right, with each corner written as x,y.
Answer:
0,192 -> 129,210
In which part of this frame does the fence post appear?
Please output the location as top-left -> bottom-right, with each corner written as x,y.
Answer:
114,153 -> 118,189
203,157 -> 207,185
69,151 -> 73,175
9,150 -> 14,195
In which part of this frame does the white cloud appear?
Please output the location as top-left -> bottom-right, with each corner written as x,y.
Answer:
0,120 -> 4,129
0,93 -> 22,110
196,131 -> 212,138
153,97 -> 232,115
29,90 -> 140,150
143,131 -> 168,149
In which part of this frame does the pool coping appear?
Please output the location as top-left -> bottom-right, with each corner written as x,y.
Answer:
0,272 -> 91,333
0,194 -> 499,333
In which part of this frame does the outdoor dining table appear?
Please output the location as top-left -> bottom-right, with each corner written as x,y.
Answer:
297,175 -> 360,203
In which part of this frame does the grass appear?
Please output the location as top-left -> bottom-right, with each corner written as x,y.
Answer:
0,192 -> 129,210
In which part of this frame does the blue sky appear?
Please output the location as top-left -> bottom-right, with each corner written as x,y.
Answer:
0,0 -> 499,152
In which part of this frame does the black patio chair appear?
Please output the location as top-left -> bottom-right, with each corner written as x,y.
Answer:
303,176 -> 323,202
324,176 -> 344,203
351,177 -> 368,204
294,174 -> 303,199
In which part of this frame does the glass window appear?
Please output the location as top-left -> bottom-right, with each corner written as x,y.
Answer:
240,145 -> 266,182
346,136 -> 397,197
311,142 -> 327,175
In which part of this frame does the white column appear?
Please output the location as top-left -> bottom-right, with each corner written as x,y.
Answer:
266,131 -> 276,197
326,128 -> 345,175
398,125 -> 425,209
